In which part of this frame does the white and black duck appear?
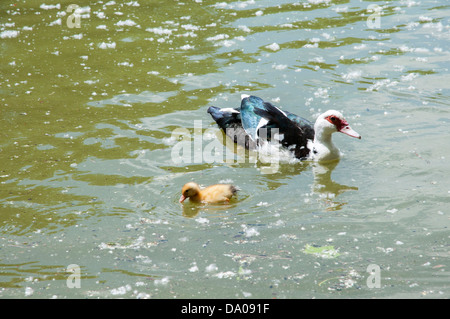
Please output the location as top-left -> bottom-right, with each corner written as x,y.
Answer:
207,95 -> 361,162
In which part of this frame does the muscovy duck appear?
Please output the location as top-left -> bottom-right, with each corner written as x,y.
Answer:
179,182 -> 238,203
207,95 -> 361,162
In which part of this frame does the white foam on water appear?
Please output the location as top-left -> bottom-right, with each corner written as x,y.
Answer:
146,27 -> 173,35
266,43 -> 280,51
98,41 -> 116,49
0,30 -> 20,38
40,4 -> 61,10
342,70 -> 362,82
116,19 -> 137,27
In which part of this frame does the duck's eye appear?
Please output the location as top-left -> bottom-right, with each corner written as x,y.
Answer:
330,116 -> 336,122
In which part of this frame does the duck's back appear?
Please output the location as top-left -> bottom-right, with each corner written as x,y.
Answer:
208,96 -> 316,159
207,106 -> 257,149
200,184 -> 237,203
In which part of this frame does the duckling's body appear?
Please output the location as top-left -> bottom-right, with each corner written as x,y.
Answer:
179,182 -> 237,204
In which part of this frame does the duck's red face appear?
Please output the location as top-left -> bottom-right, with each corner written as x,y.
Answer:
325,115 -> 361,139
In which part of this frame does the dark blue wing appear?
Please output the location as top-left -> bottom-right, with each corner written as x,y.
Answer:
282,110 -> 315,141
208,95 -> 315,158
240,95 -> 268,141
207,105 -> 257,149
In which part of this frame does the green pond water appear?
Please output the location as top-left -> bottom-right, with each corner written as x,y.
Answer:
0,0 -> 449,298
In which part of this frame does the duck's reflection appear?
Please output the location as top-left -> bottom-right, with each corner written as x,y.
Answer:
311,160 -> 358,211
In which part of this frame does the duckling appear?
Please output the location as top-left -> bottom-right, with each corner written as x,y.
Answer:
179,182 -> 238,204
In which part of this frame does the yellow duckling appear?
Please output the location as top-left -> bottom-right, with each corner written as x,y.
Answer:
179,182 -> 238,204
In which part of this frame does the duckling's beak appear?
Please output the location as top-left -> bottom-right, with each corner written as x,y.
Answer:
179,195 -> 186,203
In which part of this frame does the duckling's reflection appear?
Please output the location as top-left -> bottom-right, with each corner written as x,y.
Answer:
311,160 -> 358,211
181,200 -> 239,218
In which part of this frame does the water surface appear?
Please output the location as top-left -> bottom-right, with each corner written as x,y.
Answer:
1,0 -> 449,298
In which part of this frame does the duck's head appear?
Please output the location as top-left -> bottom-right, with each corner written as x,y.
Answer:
315,110 -> 361,139
179,182 -> 201,203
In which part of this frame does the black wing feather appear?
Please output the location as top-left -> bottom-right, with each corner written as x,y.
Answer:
253,102 -> 311,159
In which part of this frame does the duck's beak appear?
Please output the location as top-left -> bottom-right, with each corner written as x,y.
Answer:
339,125 -> 361,139
179,195 -> 186,203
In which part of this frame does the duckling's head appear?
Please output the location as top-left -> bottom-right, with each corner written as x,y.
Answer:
179,182 -> 201,203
